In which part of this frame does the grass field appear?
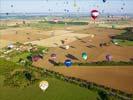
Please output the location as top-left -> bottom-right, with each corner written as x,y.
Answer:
0,77 -> 98,100
11,52 -> 30,62
0,59 -> 98,100
112,39 -> 133,46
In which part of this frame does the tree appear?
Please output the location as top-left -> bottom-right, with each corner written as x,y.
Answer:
98,90 -> 110,100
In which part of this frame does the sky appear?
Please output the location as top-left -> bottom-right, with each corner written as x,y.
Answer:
0,0 -> 133,14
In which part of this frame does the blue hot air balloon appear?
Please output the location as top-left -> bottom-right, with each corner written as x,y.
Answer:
64,59 -> 72,67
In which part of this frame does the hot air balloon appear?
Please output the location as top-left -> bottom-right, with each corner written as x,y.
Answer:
66,1 -> 68,4
121,7 -> 124,10
82,52 -> 88,60
106,54 -> 112,61
53,19 -> 59,23
6,13 -> 9,15
91,10 -> 99,20
64,9 -> 67,12
39,81 -> 49,92
11,5 -> 13,7
64,59 -> 72,67
65,45 -> 70,50
51,53 -> 57,60
103,0 -> 107,3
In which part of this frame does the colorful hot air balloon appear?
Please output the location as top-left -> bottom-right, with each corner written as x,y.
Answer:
106,54 -> 112,61
82,52 -> 88,60
64,59 -> 72,67
91,10 -> 99,20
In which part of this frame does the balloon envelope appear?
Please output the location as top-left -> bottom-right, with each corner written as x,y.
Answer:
103,0 -> 106,3
11,5 -> 13,7
53,19 -> 59,23
106,54 -> 112,61
51,53 -> 57,59
64,59 -> 72,67
39,81 -> 49,91
82,52 -> 88,60
65,45 -> 70,50
91,10 -> 99,20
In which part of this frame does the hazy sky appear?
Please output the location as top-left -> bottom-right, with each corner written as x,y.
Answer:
0,0 -> 133,14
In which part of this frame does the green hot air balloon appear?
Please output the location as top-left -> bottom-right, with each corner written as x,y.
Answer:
82,52 -> 88,60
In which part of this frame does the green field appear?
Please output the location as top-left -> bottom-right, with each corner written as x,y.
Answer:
112,39 -> 133,46
11,52 -> 30,62
0,78 -> 98,100
0,21 -> 88,31
0,59 -> 98,100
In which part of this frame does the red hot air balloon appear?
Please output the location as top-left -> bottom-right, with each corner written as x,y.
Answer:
91,10 -> 99,20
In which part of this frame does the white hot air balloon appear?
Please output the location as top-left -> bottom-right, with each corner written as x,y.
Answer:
91,34 -> 95,38
65,45 -> 70,50
39,81 -> 49,92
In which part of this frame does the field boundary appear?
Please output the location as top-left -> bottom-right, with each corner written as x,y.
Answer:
33,65 -> 133,100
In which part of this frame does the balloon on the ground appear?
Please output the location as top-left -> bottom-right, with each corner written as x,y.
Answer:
39,81 -> 49,92
82,52 -> 88,60
106,54 -> 112,61
91,10 -> 99,20
64,59 -> 72,67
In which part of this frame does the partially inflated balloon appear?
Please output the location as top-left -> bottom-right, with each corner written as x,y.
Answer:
91,10 -> 99,20
82,52 -> 88,60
